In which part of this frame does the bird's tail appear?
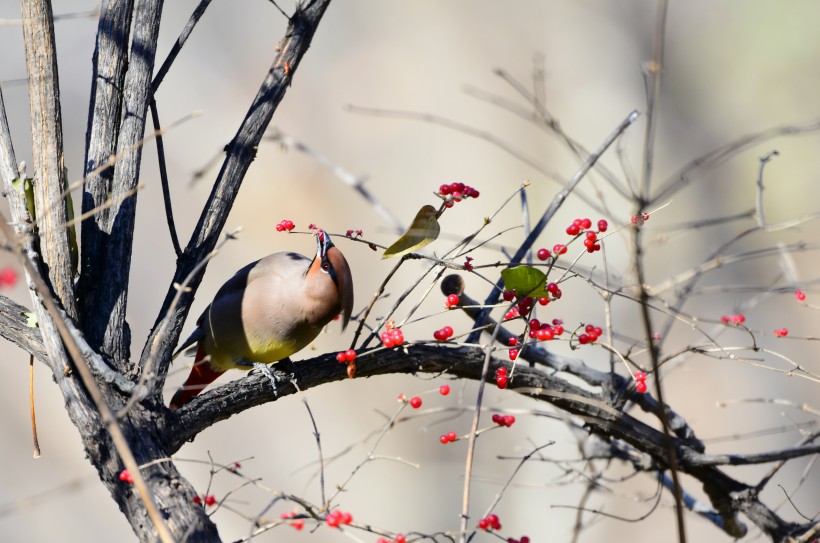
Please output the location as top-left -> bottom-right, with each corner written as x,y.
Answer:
169,346 -> 224,409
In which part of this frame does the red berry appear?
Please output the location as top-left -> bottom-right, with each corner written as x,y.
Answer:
496,366 -> 507,375
326,514 -> 340,528
508,348 -> 518,361
775,328 -> 789,337
635,381 -> 648,393
439,184 -> 452,195
597,219 -> 608,232
547,282 -> 559,295
528,318 -> 541,329
192,495 -> 202,505
537,248 -> 550,260
580,218 -> 592,229
487,513 -> 501,530
118,469 -> 134,484
442,325 -> 453,338
578,333 -> 591,345
496,375 -> 508,389
553,243 -> 567,255
409,396 -> 422,409
395,535 -> 407,543
341,511 -> 353,524
440,434 -> 450,444
447,431 -> 457,442
585,230 -> 597,241
275,223 -> 284,232
538,297 -> 549,306
566,224 -> 581,236
439,384 -> 451,396
796,289 -> 806,302
344,349 -> 357,362
502,289 -> 515,301
503,415 -> 515,427
204,495 -> 217,506
478,518 -> 490,530
508,337 -> 518,346
433,329 -> 446,341
446,293 -> 460,307
492,414 -> 502,424
0,267 -> 18,288
633,371 -> 647,382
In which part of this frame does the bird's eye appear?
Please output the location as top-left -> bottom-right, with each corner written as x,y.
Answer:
321,261 -> 331,272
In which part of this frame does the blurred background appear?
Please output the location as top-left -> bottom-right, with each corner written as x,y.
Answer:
1,1 -> 819,541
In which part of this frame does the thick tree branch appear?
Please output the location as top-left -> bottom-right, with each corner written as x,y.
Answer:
81,0 -> 164,367
165,345 -> 815,542
79,0 -> 132,343
21,0 -> 76,319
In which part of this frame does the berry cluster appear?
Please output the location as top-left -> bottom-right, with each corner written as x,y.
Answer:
376,535 -> 406,543
495,366 -> 509,389
633,371 -> 648,394
796,289 -> 806,302
325,509 -> 353,528
445,293 -> 460,308
774,328 -> 789,337
577,323 -> 602,345
381,322 -> 405,347
118,469 -> 134,484
566,217 -> 607,253
439,431 -> 458,444
280,511 -> 304,531
275,219 -> 295,232
491,413 -> 516,427
433,325 -> 454,341
438,182 -> 480,208
335,348 -> 358,378
478,513 -> 502,531
345,229 -> 363,238
526,318 -> 565,341
335,349 -> 357,363
721,314 -> 746,326
192,495 -> 217,506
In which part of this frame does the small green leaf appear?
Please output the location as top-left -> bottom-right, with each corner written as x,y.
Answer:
501,266 -> 550,298
22,311 -> 38,328
383,205 -> 440,258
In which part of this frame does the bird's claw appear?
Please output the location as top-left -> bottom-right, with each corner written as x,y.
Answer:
253,362 -> 296,397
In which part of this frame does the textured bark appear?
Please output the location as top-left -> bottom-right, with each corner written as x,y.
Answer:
20,0 -> 76,319
79,0 -> 134,350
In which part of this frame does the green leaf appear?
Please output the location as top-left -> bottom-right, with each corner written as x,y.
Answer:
22,311 -> 38,328
383,205 -> 440,258
501,266 -> 550,298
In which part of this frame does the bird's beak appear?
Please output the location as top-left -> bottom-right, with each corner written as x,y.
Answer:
315,230 -> 354,329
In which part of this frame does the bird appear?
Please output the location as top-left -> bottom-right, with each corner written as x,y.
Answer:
168,230 -> 353,409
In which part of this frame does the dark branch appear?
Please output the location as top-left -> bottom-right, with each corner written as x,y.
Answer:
164,344 -> 814,542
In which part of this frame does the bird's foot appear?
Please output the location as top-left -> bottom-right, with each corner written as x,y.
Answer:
252,361 -> 297,397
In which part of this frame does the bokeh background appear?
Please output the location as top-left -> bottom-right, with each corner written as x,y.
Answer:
1,1 -> 819,541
